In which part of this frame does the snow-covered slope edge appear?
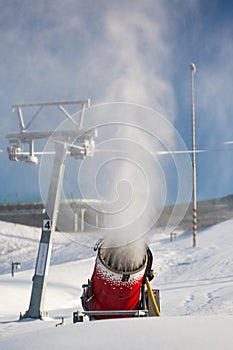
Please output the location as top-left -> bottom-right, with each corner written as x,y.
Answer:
0,219 -> 233,350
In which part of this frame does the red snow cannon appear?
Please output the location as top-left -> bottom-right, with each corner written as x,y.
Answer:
73,242 -> 161,322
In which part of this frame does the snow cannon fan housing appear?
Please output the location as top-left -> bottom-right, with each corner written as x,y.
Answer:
82,244 -> 150,318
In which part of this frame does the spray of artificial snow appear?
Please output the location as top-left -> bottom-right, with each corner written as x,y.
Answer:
90,107 -> 166,273
101,239 -> 147,272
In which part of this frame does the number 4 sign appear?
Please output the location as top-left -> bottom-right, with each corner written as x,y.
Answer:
43,219 -> 52,231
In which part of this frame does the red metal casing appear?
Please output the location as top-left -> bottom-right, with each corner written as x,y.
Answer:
85,246 -> 147,317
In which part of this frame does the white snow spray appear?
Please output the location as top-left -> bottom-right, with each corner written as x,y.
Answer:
100,240 -> 147,272
79,104 -> 169,272
40,103 -> 192,261
39,3 -> 192,261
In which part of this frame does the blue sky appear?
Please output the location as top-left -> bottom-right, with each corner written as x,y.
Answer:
0,0 -> 233,204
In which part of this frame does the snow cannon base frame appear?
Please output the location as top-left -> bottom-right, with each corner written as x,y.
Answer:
73,280 -> 160,322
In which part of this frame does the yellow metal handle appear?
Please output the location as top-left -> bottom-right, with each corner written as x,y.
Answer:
145,277 -> 161,317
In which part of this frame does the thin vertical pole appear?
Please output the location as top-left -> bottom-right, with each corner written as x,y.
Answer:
81,208 -> 85,232
95,211 -> 99,228
190,63 -> 197,247
74,212 -> 78,232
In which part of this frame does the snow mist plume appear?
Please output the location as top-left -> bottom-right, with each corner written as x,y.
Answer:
100,240 -> 147,273
39,1 -> 192,266
39,103 -> 192,268
72,103 -> 191,271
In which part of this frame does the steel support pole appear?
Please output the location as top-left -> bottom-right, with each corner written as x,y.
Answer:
23,140 -> 68,318
190,63 -> 197,247
74,212 -> 78,232
81,208 -> 86,232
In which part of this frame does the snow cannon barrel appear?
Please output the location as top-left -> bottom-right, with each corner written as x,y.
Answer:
83,244 -> 152,318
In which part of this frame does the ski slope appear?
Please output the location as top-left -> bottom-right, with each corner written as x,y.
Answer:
0,219 -> 233,349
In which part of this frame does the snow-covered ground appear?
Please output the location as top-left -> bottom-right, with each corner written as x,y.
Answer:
0,219 -> 233,349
